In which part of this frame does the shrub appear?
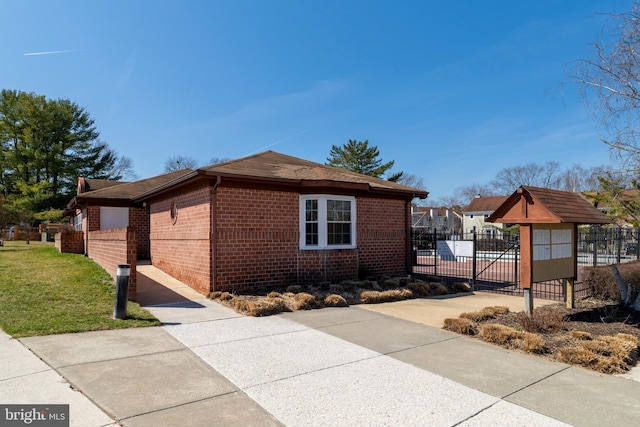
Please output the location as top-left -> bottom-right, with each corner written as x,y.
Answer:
219,292 -> 234,302
453,282 -> 472,293
516,333 -> 546,353
384,278 -> 400,289
556,333 -> 638,374
479,324 -> 514,346
324,294 -> 348,307
582,265 -> 621,300
359,289 -> 410,304
292,292 -> 319,310
515,309 -> 565,333
430,282 -> 449,295
479,324 -> 545,354
459,306 -> 508,322
208,291 -> 222,300
286,285 -> 302,294
267,291 -> 282,299
233,298 -> 287,317
407,282 -> 430,297
329,284 -> 344,294
443,318 -> 476,335
557,347 -> 599,367
569,331 -> 593,340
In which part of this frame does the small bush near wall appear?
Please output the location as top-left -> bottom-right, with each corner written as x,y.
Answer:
583,260 -> 640,300
208,275 -> 469,317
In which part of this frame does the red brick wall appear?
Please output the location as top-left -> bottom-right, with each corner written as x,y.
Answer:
129,206 -> 150,259
296,249 -> 359,283
215,186 -> 299,290
148,182 -> 411,293
149,183 -> 212,295
55,231 -> 84,254
87,227 -> 137,298
356,197 -> 409,278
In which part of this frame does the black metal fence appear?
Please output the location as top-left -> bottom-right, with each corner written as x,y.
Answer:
412,226 -> 639,301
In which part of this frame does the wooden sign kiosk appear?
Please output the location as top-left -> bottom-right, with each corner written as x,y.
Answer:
487,186 -> 610,313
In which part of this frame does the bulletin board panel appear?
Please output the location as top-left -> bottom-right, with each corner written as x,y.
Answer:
532,223 -> 575,282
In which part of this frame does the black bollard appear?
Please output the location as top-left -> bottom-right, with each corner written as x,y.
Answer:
114,264 -> 131,320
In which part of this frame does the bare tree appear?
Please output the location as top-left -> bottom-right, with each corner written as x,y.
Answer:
490,162 -> 562,194
164,155 -> 198,172
570,3 -> 640,171
559,164 -> 611,192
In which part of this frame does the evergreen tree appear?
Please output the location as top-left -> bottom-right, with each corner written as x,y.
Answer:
0,89 -> 133,213
326,140 -> 400,180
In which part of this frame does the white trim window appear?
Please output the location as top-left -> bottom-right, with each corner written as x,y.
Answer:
300,195 -> 356,249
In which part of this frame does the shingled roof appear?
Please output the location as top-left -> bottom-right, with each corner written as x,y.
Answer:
134,151 -> 428,201
487,185 -> 611,225
65,169 -> 193,213
203,151 -> 426,194
65,151 -> 427,215
463,196 -> 508,213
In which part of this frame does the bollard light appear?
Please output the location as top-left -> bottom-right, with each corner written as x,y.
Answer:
114,264 -> 131,320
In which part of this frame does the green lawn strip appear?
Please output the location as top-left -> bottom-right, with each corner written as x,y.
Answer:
0,241 -> 160,337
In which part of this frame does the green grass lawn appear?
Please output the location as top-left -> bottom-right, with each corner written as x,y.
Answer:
0,240 -> 160,337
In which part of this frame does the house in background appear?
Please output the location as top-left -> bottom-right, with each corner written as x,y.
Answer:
411,206 -> 462,234
462,195 -> 509,236
61,151 -> 427,297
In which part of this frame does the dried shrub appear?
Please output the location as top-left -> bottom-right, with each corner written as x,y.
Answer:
443,318 -> 477,335
329,284 -> 344,294
582,265 -> 621,300
324,294 -> 348,307
286,285 -> 302,294
515,333 -> 546,354
292,292 -> 319,310
208,291 -> 222,300
430,282 -> 449,295
515,309 -> 565,333
359,280 -> 381,291
384,278 -> 400,289
557,333 -> 639,374
236,298 -> 287,317
267,291 -> 282,299
459,306 -> 508,322
453,282 -> 472,293
479,324 -> 545,354
359,289 -> 410,304
407,282 -> 431,297
399,289 -> 413,299
479,324 -> 514,346
219,292 -> 234,302
557,347 -> 599,367
569,331 -> 593,340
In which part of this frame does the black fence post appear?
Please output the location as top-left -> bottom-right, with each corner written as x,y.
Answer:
471,230 -> 477,290
433,228 -> 438,277
616,226 -> 622,264
593,226 -> 599,267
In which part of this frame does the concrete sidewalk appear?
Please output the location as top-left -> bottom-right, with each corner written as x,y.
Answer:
7,265 -> 640,426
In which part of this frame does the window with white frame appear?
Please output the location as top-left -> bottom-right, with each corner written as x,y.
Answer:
73,211 -> 83,231
300,195 -> 356,249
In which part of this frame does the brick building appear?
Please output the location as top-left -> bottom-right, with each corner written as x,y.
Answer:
63,151 -> 427,296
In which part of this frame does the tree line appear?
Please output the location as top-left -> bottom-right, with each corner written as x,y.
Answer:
0,89 -> 134,226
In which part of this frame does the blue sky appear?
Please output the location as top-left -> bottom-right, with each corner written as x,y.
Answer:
0,0 -> 633,202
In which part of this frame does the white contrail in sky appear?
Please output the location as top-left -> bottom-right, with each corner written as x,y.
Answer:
24,49 -> 81,56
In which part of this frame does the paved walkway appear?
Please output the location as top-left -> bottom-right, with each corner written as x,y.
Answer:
4,265 -> 640,426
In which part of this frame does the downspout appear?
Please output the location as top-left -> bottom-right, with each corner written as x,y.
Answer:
211,176 -> 222,292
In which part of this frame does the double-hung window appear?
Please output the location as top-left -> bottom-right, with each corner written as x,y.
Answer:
300,195 -> 356,249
